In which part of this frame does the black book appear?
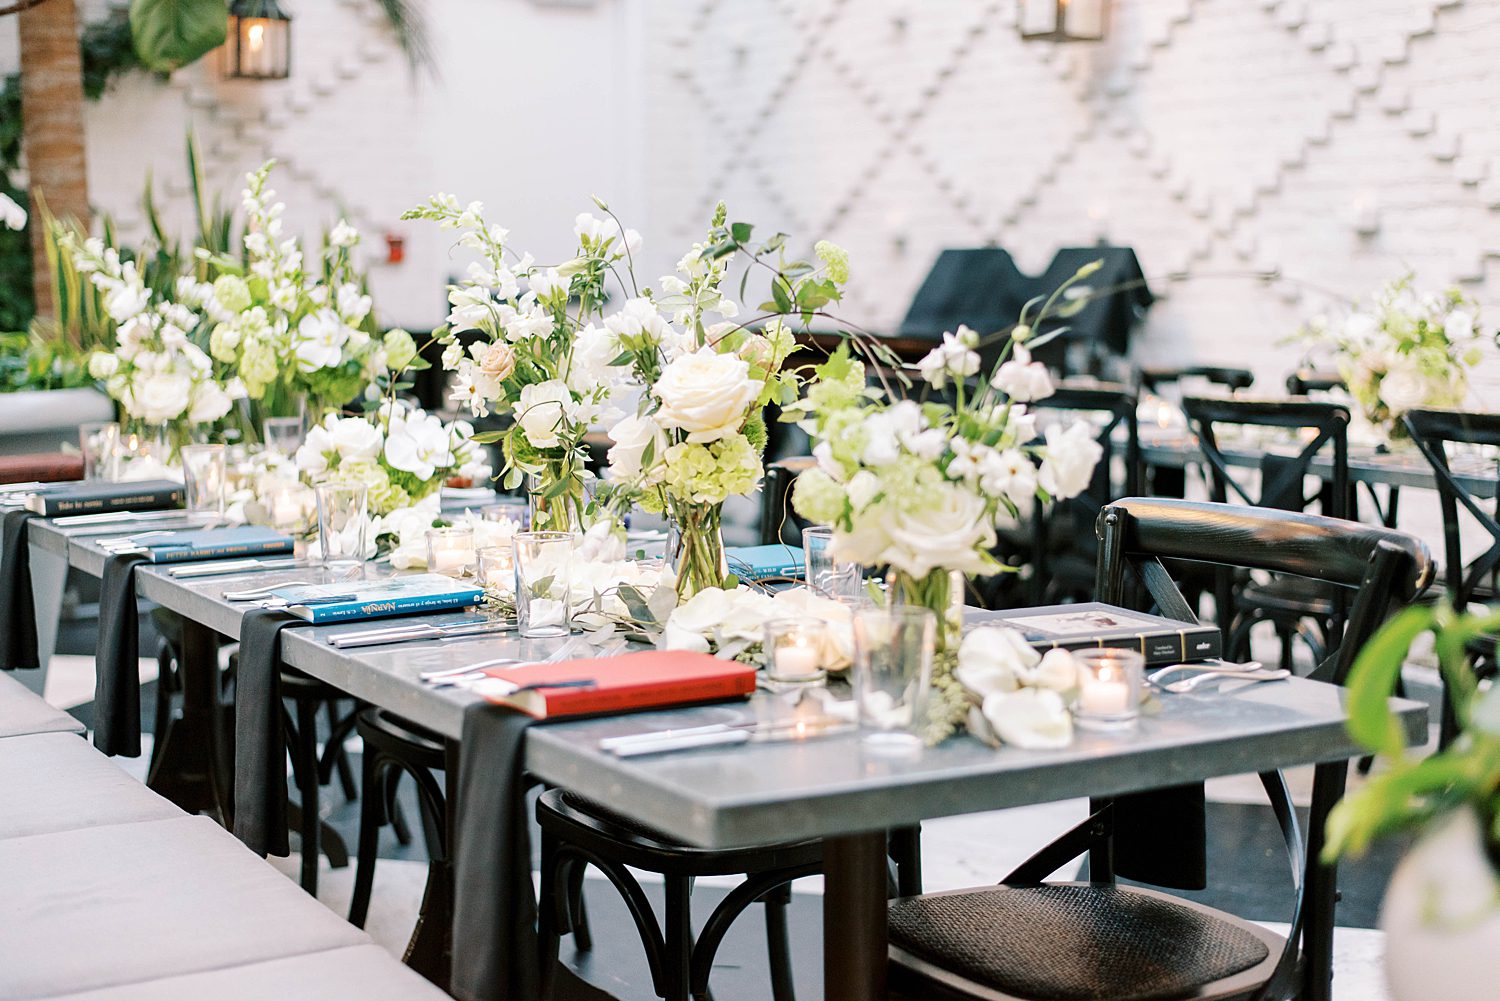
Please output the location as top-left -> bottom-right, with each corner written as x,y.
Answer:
24,479 -> 184,517
964,601 -> 1221,665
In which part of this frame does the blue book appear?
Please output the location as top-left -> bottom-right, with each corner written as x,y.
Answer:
725,544 -> 805,582
139,526 -> 295,564
267,574 -> 485,624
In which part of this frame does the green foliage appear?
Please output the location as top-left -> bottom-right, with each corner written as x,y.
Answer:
129,0 -> 228,74
1325,606 -> 1500,865
81,7 -> 149,100
0,331 -> 93,393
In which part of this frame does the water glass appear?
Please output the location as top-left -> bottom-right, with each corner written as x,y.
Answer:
764,618 -> 829,691
426,526 -> 477,578
476,545 -> 515,592
1071,648 -> 1143,731
804,526 -> 862,599
262,416 -> 306,456
79,421 -> 120,480
481,500 -> 531,532
316,482 -> 369,569
512,531 -> 574,638
180,444 -> 226,518
852,605 -> 936,752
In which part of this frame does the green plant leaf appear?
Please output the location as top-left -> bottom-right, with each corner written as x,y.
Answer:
730,222 -> 753,243
130,0 -> 228,74
1344,604 -> 1435,757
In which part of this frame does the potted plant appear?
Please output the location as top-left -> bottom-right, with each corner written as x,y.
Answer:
1325,604 -> 1500,1001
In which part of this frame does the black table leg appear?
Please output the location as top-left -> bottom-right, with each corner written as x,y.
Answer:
824,830 -> 889,1001
1301,760 -> 1347,1001
402,739 -> 457,989
147,618 -> 232,825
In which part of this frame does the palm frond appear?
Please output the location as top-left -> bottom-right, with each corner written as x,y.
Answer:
371,0 -> 436,76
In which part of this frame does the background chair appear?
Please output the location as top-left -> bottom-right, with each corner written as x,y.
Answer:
1403,408 -> 1500,746
759,455 -> 818,546
1183,397 -> 1352,670
1136,365 -> 1255,501
888,497 -> 1431,1001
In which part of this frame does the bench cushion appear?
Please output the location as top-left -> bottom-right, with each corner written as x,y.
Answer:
0,672 -> 84,739
0,816 -> 368,999
0,733 -> 180,841
39,945 -> 450,1001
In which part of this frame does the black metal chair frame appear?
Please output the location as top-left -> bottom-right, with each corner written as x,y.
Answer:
1183,397 -> 1352,669
890,498 -> 1431,1001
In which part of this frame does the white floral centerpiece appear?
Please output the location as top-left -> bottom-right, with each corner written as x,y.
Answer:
1294,274 -> 1491,443
955,627 -> 1078,749
400,195 -> 640,531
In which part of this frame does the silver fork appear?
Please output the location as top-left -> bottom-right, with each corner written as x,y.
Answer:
1157,668 -> 1290,694
224,581 -> 319,601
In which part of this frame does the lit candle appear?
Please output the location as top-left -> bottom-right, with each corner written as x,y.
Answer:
1079,664 -> 1131,716
426,527 -> 477,578
774,637 -> 822,680
765,618 -> 830,690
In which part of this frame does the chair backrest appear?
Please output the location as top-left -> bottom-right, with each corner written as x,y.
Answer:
758,456 -> 818,546
1029,383 -> 1141,500
1403,408 -> 1500,610
1182,397 -> 1351,519
1285,371 -> 1345,396
1139,365 -> 1254,395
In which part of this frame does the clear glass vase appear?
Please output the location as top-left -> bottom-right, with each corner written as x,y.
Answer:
527,460 -> 587,534
885,568 -> 966,653
667,501 -> 729,601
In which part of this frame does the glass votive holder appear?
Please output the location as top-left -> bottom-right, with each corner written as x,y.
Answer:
263,479 -> 315,535
263,416 -> 306,456
316,482 -> 369,570
764,618 -> 829,691
513,530 -> 575,637
852,604 -> 936,753
481,500 -> 531,532
180,444 -> 227,518
79,421 -> 120,481
476,545 -> 515,593
803,525 -> 862,599
1072,647 -> 1144,731
426,525 -> 477,578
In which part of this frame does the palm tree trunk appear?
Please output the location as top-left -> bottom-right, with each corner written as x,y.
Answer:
18,0 -> 90,330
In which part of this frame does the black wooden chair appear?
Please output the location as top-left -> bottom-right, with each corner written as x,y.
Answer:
1137,366 -> 1254,501
888,497 -> 1432,1001
1183,397 -> 1352,671
1403,408 -> 1500,746
279,669 -> 360,893
1284,371 -> 1344,396
759,455 -> 818,546
1020,383 -> 1140,605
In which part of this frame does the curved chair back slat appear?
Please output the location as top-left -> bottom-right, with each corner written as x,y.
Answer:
1403,408 -> 1500,611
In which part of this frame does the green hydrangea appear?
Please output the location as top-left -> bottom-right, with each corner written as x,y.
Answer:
663,433 -> 761,505
383,328 -> 418,371
792,468 -> 846,525
213,275 -> 252,313
814,240 -> 851,284
239,338 -> 279,397
209,324 -> 240,364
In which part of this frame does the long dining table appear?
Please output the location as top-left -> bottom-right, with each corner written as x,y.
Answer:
23,514 -> 1429,1001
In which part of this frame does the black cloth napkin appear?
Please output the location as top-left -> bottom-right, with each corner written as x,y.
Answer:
1101,783 -> 1208,890
233,607 -> 305,858
93,553 -> 149,756
451,701 -> 540,1001
0,509 -> 39,671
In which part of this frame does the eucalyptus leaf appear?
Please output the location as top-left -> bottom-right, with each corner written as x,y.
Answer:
130,0 -> 228,73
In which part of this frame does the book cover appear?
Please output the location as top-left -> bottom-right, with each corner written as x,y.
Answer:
726,544 -> 805,582
269,574 -> 484,623
26,479 -> 184,517
473,650 -> 757,719
141,526 -> 295,564
965,601 -> 1221,665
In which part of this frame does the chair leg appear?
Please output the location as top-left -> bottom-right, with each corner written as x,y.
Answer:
348,753 -> 383,927
663,876 -> 694,1001
538,832 -> 563,998
318,700 -> 360,801
382,769 -> 414,847
567,859 -> 592,952
293,696 -> 321,894
764,883 -> 797,1001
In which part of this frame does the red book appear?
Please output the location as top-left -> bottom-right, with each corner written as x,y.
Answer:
475,650 -> 757,719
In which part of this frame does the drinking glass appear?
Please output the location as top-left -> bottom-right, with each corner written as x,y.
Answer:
1071,648 -> 1143,731
481,500 -> 531,532
804,526 -> 862,599
426,525 -> 477,578
852,605 -> 936,752
512,531 -> 575,638
180,444 -> 226,518
316,482 -> 369,570
262,416 -> 306,456
764,618 -> 829,691
79,421 -> 120,480
476,545 -> 515,592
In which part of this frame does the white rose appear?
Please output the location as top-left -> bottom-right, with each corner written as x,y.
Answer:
384,408 -> 453,481
982,689 -> 1074,749
515,380 -> 577,449
127,371 -> 193,423
837,483 -> 996,578
653,347 -> 763,443
188,380 -> 232,423
607,413 -> 667,480
1378,361 -> 1430,417
1445,309 -> 1476,342
990,345 -> 1055,402
1037,421 -> 1103,499
329,416 -> 384,461
845,470 -> 881,512
88,352 -> 120,380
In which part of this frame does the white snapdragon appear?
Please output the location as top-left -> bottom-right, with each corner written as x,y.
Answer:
916,325 -> 981,389
990,344 -> 1054,402
1037,421 -> 1103,499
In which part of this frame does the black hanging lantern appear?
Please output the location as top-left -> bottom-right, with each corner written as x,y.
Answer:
1019,0 -> 1107,42
227,0 -> 292,79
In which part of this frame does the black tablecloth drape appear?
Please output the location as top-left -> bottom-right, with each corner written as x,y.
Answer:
0,509 -> 39,671
233,607 -> 305,858
93,553 -> 149,756
1104,784 -> 1208,890
451,702 -> 540,1001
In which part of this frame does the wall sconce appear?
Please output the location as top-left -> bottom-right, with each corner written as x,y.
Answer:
1019,0 -> 1107,42
227,0 -> 292,80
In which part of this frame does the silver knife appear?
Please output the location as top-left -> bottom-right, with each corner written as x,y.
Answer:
168,558 -> 309,578
330,619 -> 517,650
54,510 -> 187,527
